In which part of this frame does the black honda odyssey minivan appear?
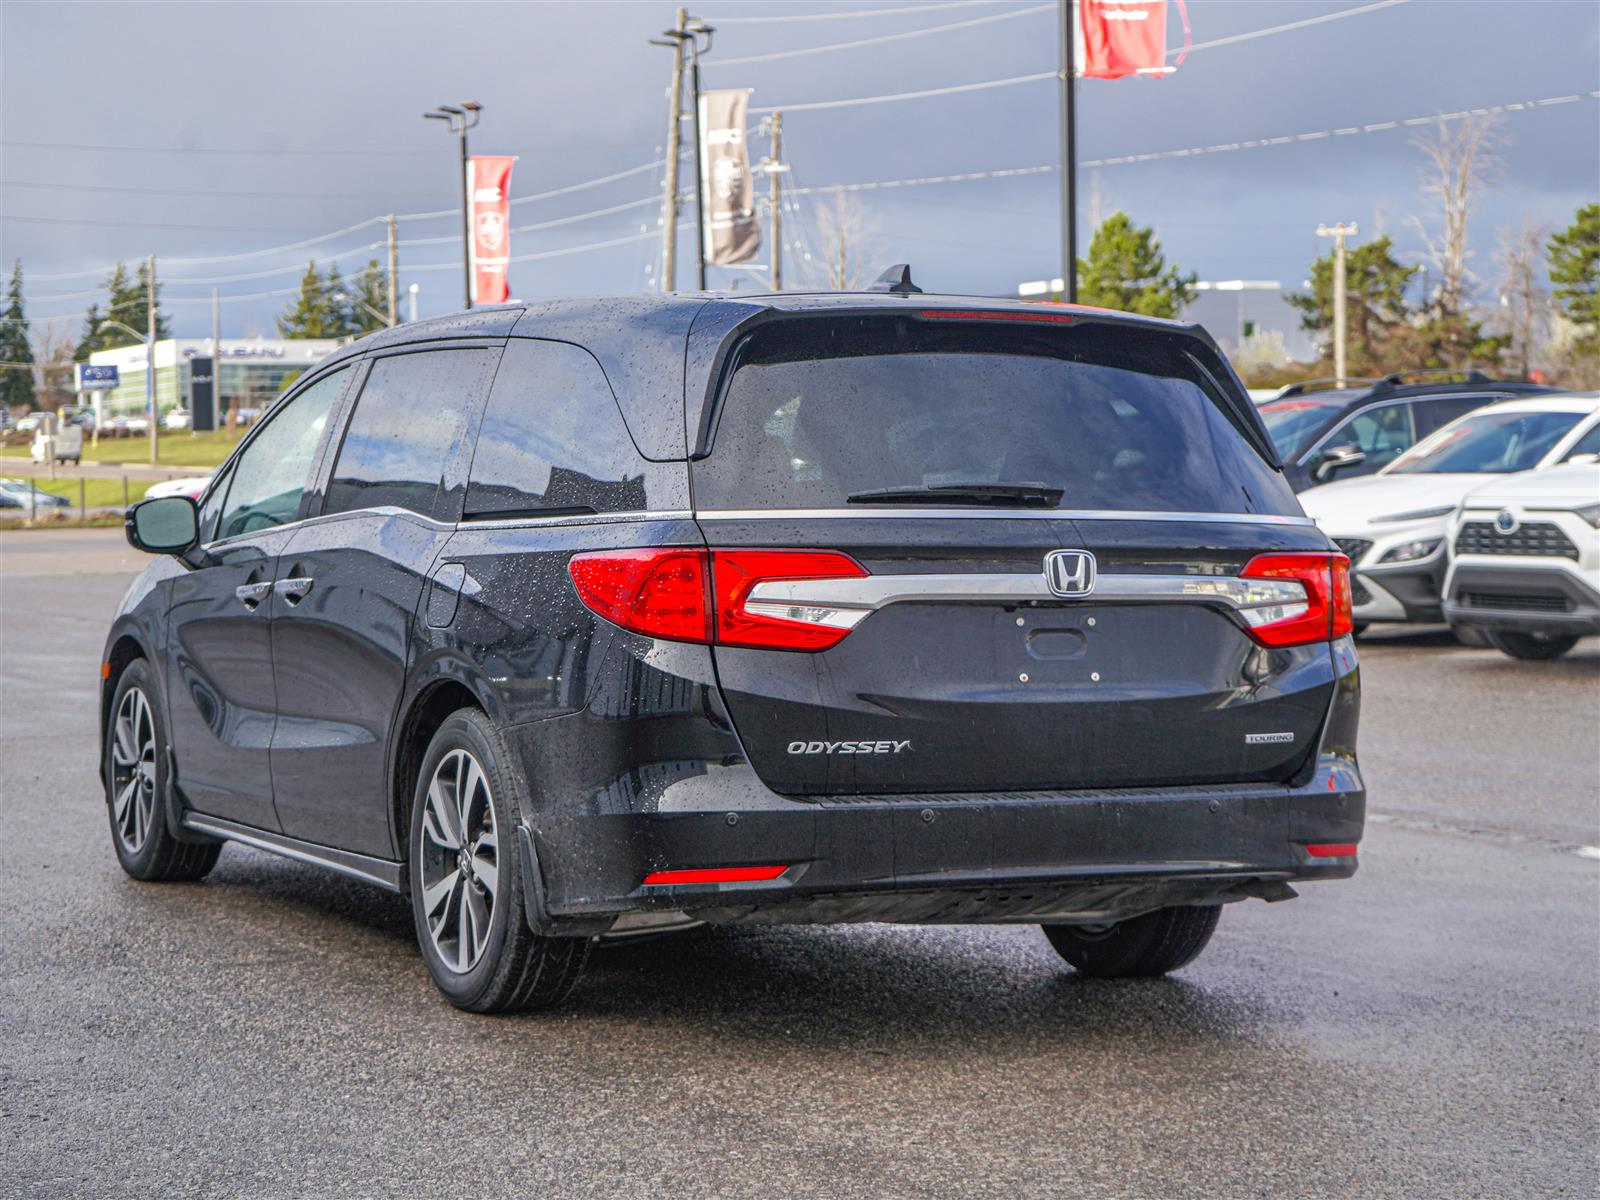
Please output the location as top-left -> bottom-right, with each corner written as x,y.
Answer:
105,285 -> 1363,1012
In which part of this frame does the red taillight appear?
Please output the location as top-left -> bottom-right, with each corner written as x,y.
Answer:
918,308 -> 1076,324
1304,842 -> 1358,859
566,548 -> 713,644
1237,553 -> 1353,647
642,865 -> 789,885
567,547 -> 868,652
711,548 -> 867,651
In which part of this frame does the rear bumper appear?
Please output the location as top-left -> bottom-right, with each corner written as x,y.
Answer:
527,757 -> 1365,931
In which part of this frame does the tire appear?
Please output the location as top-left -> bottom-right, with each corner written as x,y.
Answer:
1042,905 -> 1221,978
407,709 -> 588,1013
104,659 -> 221,882
1486,630 -> 1579,661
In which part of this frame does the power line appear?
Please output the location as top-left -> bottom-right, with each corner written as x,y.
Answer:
711,3 -> 1049,68
706,1 -> 992,23
786,90 -> 1600,193
0,179 -> 442,202
28,217 -> 389,282
3,213 -> 346,234
395,158 -> 664,221
750,0 -> 1416,114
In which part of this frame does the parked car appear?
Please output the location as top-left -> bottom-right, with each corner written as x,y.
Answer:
1442,460 -> 1600,659
164,409 -> 192,430
1258,372 -> 1554,492
15,412 -> 45,434
104,291 -> 1363,1014
1300,393 -> 1600,630
143,475 -> 213,502
0,478 -> 71,509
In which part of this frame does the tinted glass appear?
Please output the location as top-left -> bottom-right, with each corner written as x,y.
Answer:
695,318 -> 1297,515
325,349 -> 498,520
1260,399 -> 1340,458
1414,394 -> 1490,436
197,462 -> 235,544
1327,402 -> 1414,469
216,367 -> 343,540
464,339 -> 646,517
1388,409 -> 1585,475
1561,421 -> 1600,461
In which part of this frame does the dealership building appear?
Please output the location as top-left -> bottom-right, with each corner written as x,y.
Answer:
83,338 -> 344,428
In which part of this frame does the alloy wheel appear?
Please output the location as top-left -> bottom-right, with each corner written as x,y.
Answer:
419,748 -> 500,974
110,687 -> 158,854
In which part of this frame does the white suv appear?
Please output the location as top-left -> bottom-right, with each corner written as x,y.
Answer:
1443,460 -> 1600,659
1300,394 -> 1600,631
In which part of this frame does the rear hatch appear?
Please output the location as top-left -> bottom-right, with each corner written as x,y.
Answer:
688,310 -> 1344,797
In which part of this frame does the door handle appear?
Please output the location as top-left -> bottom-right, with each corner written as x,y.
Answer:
235,581 -> 273,610
274,576 -> 315,605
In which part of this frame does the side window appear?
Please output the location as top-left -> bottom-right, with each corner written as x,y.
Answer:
1561,421 -> 1600,461
1415,395 -> 1488,437
215,367 -> 344,541
1335,403 -> 1415,468
464,339 -> 646,518
197,461 -> 235,545
324,348 -> 498,521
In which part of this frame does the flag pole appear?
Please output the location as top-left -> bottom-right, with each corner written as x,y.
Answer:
1058,0 -> 1078,303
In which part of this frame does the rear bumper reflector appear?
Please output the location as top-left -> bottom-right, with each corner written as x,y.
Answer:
642,865 -> 790,886
1303,842 -> 1358,858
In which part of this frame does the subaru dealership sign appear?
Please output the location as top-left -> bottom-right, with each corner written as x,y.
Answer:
75,364 -> 120,392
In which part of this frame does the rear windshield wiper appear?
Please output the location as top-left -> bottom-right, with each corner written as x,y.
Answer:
845,481 -> 1065,507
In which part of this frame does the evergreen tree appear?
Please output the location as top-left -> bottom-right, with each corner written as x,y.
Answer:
349,259 -> 390,333
74,302 -> 106,362
95,261 -> 169,349
1,260 -> 37,411
1547,203 -> 1599,355
324,264 -> 357,337
1287,236 -> 1420,375
276,261 -> 342,338
1076,212 -> 1197,319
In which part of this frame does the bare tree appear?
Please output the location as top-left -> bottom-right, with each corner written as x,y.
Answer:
30,318 -> 77,412
1410,114 -> 1505,316
808,188 -> 877,291
1494,219 -> 1550,379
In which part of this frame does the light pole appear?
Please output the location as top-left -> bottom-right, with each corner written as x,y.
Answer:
333,291 -> 396,329
97,317 -> 157,463
424,101 -> 482,310
1317,223 -> 1358,388
407,283 -> 420,324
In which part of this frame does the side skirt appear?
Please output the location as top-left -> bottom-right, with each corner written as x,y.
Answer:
181,813 -> 403,892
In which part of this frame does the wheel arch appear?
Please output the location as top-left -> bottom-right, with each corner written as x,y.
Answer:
388,663 -> 504,877
99,630 -> 151,778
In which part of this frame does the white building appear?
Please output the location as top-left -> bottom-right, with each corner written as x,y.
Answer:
85,338 -> 343,425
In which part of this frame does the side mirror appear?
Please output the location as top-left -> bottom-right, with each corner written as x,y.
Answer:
1315,444 -> 1367,482
125,495 -> 199,555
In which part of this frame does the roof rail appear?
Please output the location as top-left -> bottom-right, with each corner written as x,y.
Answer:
1275,377 -> 1378,398
1372,367 -> 1494,391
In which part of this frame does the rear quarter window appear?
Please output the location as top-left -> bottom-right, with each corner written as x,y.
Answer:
694,317 -> 1298,516
464,339 -> 647,518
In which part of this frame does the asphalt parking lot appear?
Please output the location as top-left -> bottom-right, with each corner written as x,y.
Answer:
2,529 -> 1596,1199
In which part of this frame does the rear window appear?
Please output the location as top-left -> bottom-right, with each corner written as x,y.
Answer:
694,317 -> 1297,515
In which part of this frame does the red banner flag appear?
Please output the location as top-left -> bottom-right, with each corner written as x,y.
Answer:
1079,0 -> 1188,80
467,155 -> 516,304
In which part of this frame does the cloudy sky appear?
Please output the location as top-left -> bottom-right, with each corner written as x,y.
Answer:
3,0 -> 1596,342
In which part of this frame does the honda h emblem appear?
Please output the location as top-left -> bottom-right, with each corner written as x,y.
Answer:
1044,549 -> 1097,597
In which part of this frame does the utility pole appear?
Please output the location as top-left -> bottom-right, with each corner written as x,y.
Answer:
767,112 -> 784,291
386,215 -> 399,326
686,21 -> 714,291
651,8 -> 688,293
1057,0 -> 1078,302
211,288 -> 220,433
146,254 -> 159,465
1317,222 -> 1358,387
424,102 -> 482,309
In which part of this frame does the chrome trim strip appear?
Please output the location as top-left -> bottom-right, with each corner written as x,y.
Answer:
459,509 -> 694,531
695,507 -> 1316,527
182,814 -> 402,891
749,572 -> 1307,614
